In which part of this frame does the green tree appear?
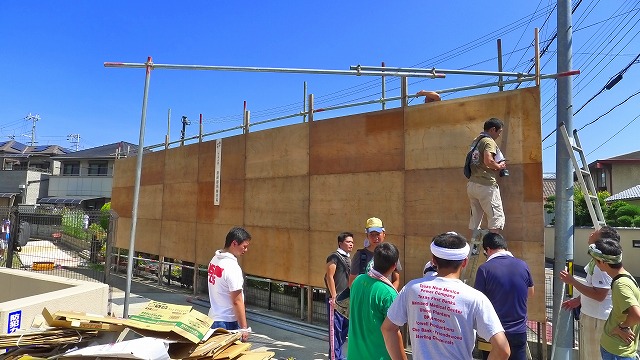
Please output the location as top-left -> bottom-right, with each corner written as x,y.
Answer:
543,189 -> 613,226
100,202 -> 111,231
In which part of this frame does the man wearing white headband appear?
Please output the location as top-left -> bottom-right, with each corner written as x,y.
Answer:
591,238 -> 640,360
381,232 -> 509,360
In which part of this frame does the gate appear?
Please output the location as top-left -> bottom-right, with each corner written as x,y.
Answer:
1,206 -> 113,283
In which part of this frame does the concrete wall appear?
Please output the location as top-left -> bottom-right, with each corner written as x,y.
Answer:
544,226 -> 640,276
611,163 -> 640,195
0,268 -> 108,334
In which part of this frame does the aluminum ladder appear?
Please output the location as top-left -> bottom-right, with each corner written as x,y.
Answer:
558,123 -> 606,230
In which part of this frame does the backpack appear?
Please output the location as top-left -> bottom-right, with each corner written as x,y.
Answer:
464,135 -> 489,179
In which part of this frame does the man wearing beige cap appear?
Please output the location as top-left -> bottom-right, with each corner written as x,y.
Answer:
349,217 -> 400,290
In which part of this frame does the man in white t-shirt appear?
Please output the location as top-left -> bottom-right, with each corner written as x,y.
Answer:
559,226 -> 620,360
381,232 -> 509,360
208,227 -> 252,341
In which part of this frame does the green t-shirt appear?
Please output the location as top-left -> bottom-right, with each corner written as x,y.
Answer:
601,273 -> 640,357
347,274 -> 398,360
469,136 -> 499,186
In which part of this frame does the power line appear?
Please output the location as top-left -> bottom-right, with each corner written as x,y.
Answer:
587,113 -> 640,156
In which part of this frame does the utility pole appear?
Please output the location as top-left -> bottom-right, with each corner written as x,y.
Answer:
180,116 -> 190,146
552,0 -> 575,359
67,134 -> 81,151
24,113 -> 40,146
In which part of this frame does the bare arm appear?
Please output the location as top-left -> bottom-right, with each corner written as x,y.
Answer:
230,289 -> 249,341
611,305 -> 640,344
381,317 -> 408,360
559,270 -> 608,302
487,331 -> 510,360
528,286 -> 535,298
483,150 -> 506,171
325,262 -> 338,299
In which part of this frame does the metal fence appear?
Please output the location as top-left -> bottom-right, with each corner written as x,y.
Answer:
1,206 -> 112,283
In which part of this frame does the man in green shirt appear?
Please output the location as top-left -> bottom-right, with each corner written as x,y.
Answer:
590,238 -> 640,359
347,242 -> 400,360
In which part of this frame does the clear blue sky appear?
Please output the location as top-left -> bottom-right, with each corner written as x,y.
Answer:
1,1 -> 638,173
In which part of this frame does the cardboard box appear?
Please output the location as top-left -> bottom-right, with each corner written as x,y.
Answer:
42,308 -> 126,332
126,301 -> 213,343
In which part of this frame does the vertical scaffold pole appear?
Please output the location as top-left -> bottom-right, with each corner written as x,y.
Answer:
124,56 -> 153,317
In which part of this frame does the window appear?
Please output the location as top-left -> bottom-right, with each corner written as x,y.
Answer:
88,161 -> 108,176
63,162 -> 80,176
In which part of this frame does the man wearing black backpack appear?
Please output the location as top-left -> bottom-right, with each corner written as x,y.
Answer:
466,118 -> 507,240
589,238 -> 640,360
325,232 -> 354,360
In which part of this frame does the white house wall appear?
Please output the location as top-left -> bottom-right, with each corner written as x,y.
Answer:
48,176 -> 113,197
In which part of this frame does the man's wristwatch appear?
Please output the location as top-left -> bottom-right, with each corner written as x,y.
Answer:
618,323 -> 631,331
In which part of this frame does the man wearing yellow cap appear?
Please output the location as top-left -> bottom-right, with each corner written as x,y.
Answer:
349,217 -> 400,289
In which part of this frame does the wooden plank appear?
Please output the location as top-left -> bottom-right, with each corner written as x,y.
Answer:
243,227 -> 309,285
246,123 -> 308,179
244,176 -> 309,229
309,231 -> 347,288
111,186 -> 133,219
309,172 -> 404,235
310,108 -> 404,175
164,143 -> 199,184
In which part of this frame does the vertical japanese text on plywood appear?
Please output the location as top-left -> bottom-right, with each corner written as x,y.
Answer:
214,139 -> 222,205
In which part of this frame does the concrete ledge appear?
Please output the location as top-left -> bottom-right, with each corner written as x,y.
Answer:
0,268 -> 108,334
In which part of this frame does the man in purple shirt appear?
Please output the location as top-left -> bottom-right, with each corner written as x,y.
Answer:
474,233 -> 534,360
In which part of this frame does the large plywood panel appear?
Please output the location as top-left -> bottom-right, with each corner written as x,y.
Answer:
162,182 -> 197,223
405,87 -> 540,170
111,185 -> 163,221
246,123 -> 308,179
195,223 -> 240,265
113,157 -> 136,188
310,108 -> 404,175
308,231 -> 344,288
196,180 -> 244,224
244,176 -> 309,229
111,186 -> 133,218
405,169 -> 471,237
243,227 -> 309,285
165,143 -> 199,184
141,151 -> 166,186
114,217 -> 162,255
198,135 -> 246,182
310,172 -> 404,236
160,220 -> 196,261
405,235 -> 433,283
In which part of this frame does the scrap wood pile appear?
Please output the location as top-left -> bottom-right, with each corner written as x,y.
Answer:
0,301 -> 274,360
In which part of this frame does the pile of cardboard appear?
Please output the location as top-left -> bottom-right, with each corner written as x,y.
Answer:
0,301 -> 274,360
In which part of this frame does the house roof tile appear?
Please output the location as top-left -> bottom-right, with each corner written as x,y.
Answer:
605,184 -> 640,202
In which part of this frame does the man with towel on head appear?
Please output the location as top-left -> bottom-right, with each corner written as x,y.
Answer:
381,232 -> 510,360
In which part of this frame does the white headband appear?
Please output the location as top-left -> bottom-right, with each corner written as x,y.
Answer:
430,241 -> 470,261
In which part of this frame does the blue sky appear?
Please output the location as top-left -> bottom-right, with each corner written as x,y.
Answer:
1,1 -> 638,173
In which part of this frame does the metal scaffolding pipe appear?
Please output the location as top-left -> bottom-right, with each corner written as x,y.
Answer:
104,62 -> 446,79
436,70 -> 579,94
350,64 -> 534,78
